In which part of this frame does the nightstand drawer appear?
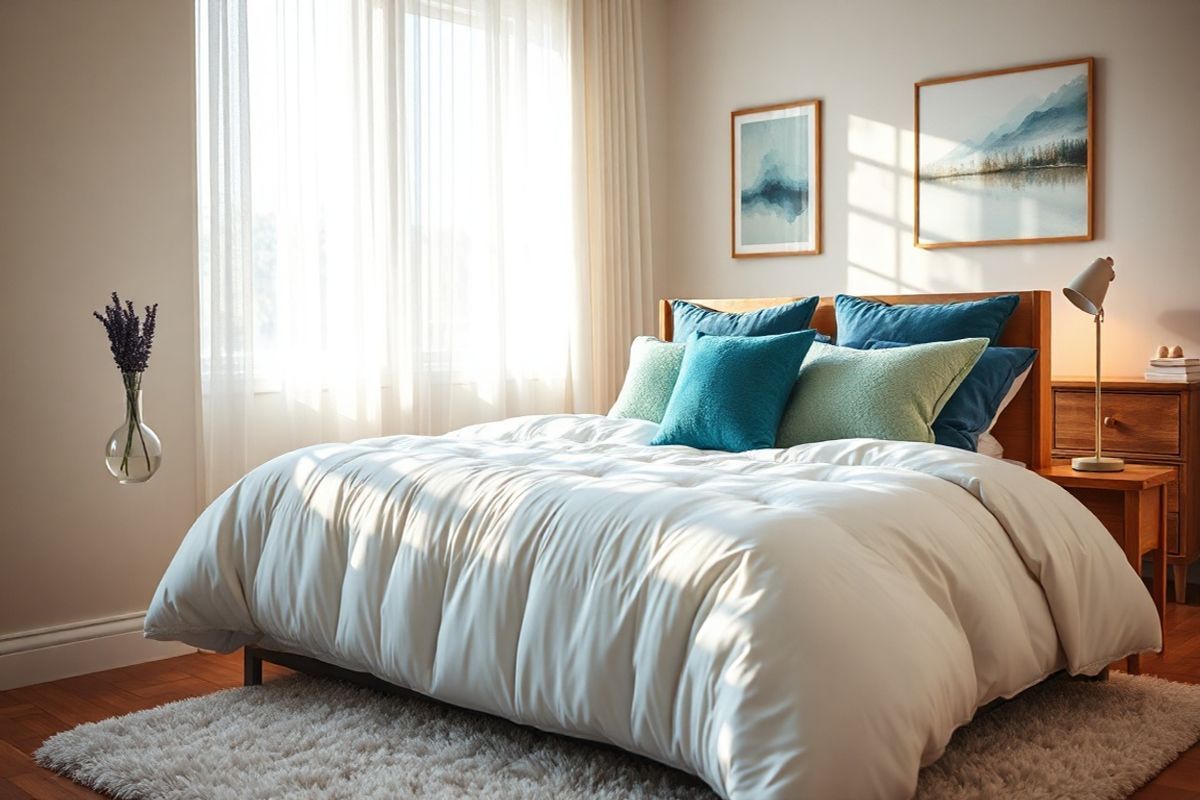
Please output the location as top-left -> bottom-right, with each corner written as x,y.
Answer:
1054,390 -> 1180,456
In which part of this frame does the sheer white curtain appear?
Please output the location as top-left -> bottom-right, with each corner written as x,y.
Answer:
576,0 -> 654,411
196,0 -> 652,500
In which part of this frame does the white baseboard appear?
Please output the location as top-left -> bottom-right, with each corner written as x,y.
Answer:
0,612 -> 195,690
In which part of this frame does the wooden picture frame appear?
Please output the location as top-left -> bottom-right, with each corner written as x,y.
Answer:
731,98 -> 822,258
914,57 -> 1094,249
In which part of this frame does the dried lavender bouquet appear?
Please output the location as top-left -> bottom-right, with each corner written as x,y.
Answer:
93,293 -> 159,480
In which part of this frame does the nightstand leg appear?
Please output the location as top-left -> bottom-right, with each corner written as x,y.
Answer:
1155,485 -> 1167,655
1127,654 -> 1141,674
1173,564 -> 1188,604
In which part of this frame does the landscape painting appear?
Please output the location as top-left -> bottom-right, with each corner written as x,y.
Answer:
916,58 -> 1093,248
732,99 -> 821,257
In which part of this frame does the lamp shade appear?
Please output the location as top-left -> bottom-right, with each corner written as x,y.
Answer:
1063,256 -> 1116,315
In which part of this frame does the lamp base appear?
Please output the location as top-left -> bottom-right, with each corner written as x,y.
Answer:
1072,455 -> 1126,472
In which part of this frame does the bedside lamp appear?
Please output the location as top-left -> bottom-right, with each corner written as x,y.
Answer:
1064,256 -> 1124,472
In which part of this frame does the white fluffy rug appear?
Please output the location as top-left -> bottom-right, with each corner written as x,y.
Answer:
35,672 -> 1200,799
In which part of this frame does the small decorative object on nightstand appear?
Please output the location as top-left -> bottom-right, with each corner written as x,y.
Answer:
1062,256 -> 1124,472
1036,464 -> 1173,673
1145,345 -> 1200,383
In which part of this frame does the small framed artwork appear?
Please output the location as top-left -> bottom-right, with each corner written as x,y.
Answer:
731,98 -> 822,258
915,57 -> 1093,249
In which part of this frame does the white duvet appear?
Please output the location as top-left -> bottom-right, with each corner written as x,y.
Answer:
146,414 -> 1160,799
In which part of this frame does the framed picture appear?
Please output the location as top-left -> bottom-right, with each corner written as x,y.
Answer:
915,57 -> 1093,249
731,99 -> 822,257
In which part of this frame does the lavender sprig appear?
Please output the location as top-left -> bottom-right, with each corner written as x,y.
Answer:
93,292 -> 158,374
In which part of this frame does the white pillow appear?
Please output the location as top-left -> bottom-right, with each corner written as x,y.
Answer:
976,433 -> 1005,459
985,364 -> 1033,433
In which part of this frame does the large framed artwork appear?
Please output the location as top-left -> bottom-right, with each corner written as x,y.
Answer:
731,99 -> 822,257
915,57 -> 1093,249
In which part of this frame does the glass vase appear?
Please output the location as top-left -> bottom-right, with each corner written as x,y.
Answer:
105,371 -> 162,484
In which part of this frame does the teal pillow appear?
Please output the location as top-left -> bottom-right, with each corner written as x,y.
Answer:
777,338 -> 987,446
653,330 -> 816,452
609,337 -> 686,423
835,294 -> 1018,349
671,297 -> 818,341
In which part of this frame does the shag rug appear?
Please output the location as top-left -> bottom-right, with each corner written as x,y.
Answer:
35,672 -> 1200,799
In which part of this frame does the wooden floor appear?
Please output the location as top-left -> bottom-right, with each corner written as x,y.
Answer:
3,606 -> 1200,798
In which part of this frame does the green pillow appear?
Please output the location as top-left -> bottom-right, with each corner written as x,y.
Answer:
777,338 -> 987,446
609,336 -> 686,423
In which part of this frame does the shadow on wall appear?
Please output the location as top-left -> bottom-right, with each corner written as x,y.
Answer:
1158,309 -> 1200,345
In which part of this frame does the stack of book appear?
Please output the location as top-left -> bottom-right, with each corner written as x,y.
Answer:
1146,357 -> 1200,383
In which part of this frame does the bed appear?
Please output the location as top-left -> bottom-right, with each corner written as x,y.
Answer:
144,290 -> 1161,799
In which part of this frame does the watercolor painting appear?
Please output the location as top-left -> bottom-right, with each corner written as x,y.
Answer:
916,58 -> 1093,248
732,99 -> 821,257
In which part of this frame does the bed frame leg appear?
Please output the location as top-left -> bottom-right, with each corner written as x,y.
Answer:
244,647 -> 263,686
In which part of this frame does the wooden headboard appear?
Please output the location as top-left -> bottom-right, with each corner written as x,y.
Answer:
658,291 -> 1052,468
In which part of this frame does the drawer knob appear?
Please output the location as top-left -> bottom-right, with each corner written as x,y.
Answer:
1103,415 -> 1118,428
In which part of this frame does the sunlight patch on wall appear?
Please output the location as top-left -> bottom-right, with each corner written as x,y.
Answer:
897,128 -> 917,227
847,115 -> 986,296
902,249 -> 984,293
846,211 -> 903,294
848,161 -> 895,219
848,115 -> 901,166
847,115 -> 905,295
847,262 -> 915,295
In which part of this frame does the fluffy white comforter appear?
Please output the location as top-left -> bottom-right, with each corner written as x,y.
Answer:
145,414 -> 1160,799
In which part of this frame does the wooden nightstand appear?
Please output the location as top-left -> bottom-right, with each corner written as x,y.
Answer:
1052,378 -> 1200,603
1036,464 -> 1173,673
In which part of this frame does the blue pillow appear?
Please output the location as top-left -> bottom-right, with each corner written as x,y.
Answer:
865,340 -> 1037,451
835,294 -> 1019,349
652,330 -> 816,452
671,297 -> 819,341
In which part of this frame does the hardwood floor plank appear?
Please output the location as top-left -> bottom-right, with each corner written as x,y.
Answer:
262,663 -> 291,681
3,716 -> 59,747
1131,786 -> 1200,800
173,652 -> 243,684
0,701 -> 34,720
7,772 -> 97,800
1151,747 -> 1200,789
108,669 -> 196,692
0,779 -> 35,800
0,743 -> 30,780
88,658 -> 195,687
51,674 -> 124,699
42,679 -> 140,720
8,688 -> 108,729
0,722 -> 34,752
125,676 -> 222,702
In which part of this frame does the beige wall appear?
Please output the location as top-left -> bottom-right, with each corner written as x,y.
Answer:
0,1 -> 198,635
650,0 -> 1200,377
